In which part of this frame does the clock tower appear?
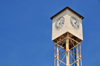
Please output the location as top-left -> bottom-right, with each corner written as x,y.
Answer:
50,6 -> 84,66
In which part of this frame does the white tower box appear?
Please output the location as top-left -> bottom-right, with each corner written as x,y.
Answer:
51,7 -> 84,42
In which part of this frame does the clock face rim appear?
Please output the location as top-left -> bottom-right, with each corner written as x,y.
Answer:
70,17 -> 79,29
55,16 -> 65,30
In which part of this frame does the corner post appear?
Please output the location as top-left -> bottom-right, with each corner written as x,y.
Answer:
76,44 -> 79,66
57,43 -> 59,66
66,36 -> 70,66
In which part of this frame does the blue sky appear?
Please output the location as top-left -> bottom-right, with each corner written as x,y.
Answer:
0,0 -> 100,66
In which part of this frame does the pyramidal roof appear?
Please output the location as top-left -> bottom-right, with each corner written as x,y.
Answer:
50,6 -> 84,20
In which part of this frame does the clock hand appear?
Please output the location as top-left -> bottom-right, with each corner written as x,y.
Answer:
57,20 -> 60,28
75,22 -> 77,24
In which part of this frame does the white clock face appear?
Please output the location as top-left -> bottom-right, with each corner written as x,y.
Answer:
70,17 -> 79,29
55,17 -> 65,29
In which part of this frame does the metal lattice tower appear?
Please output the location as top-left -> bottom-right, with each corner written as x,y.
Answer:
54,35 -> 82,66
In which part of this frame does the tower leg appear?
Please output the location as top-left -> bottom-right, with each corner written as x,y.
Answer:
57,43 -> 59,66
76,44 -> 79,66
66,36 -> 70,66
